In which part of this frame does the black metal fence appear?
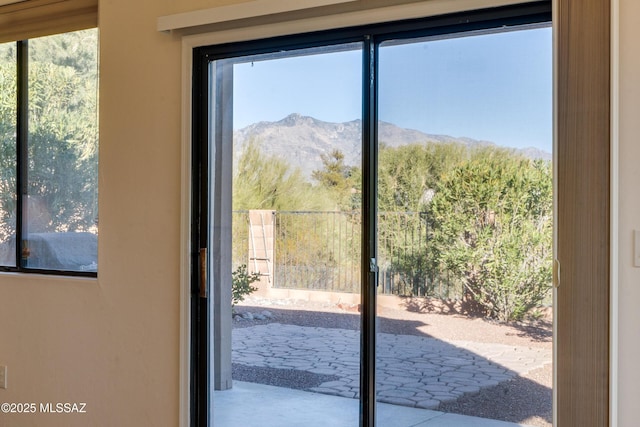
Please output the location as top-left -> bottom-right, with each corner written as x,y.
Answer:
376,211 -> 462,298
233,210 -> 462,298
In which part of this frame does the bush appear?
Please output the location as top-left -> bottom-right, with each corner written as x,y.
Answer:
232,264 -> 261,307
427,148 -> 552,321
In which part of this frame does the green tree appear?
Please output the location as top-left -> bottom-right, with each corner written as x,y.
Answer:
312,149 -> 360,210
0,30 -> 98,241
427,148 -> 552,321
378,142 -> 466,212
233,139 -> 333,212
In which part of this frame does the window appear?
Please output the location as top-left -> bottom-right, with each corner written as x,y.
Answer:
0,28 -> 98,275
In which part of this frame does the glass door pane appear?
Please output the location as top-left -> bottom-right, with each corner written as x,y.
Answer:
209,43 -> 364,426
376,27 -> 553,426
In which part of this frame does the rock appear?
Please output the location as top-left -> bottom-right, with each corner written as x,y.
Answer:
261,310 -> 274,319
241,312 -> 254,320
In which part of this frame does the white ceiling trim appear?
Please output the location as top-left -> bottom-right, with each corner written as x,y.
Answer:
178,0 -> 533,47
158,0 -> 357,33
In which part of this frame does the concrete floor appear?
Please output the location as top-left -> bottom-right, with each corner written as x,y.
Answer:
213,381 -> 533,427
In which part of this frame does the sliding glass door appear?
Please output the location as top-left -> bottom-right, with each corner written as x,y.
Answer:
192,4 -> 552,426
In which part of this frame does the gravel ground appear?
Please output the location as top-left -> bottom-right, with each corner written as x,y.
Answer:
233,298 -> 552,427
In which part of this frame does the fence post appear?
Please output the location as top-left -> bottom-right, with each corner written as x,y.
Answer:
248,210 -> 276,291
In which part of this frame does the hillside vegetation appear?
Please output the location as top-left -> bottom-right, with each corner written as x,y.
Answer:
233,137 -> 552,322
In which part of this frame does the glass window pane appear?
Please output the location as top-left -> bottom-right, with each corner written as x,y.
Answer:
0,42 -> 17,267
377,27 -> 553,425
25,29 -> 98,272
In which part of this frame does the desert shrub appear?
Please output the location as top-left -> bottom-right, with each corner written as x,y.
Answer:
232,264 -> 260,307
427,148 -> 552,321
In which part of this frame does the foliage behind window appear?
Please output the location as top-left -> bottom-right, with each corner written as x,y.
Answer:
0,29 -> 98,273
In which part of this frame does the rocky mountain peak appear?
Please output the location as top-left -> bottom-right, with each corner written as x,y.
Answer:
233,114 -> 551,179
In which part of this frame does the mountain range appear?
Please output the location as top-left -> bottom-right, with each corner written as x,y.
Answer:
233,113 -> 551,178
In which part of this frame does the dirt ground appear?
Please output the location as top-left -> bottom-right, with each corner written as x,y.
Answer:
234,297 -> 553,427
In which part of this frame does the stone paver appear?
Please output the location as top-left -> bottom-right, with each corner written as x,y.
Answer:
232,323 -> 551,409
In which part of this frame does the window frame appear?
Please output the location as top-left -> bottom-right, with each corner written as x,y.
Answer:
0,32 -> 99,278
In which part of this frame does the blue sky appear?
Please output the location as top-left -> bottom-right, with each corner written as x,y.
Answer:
232,26 -> 552,152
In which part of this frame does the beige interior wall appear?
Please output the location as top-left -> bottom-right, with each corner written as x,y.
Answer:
617,0 -> 640,425
0,0 -> 185,425
0,0 -> 637,426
